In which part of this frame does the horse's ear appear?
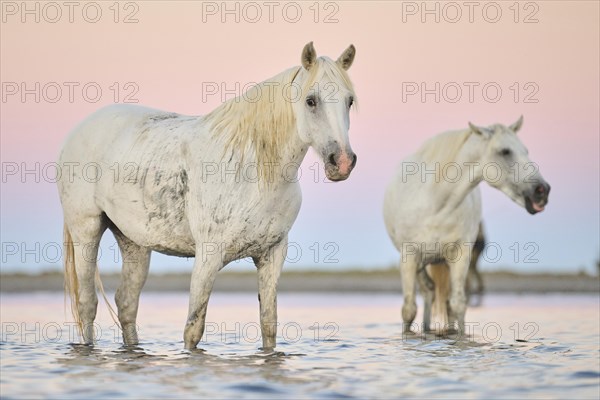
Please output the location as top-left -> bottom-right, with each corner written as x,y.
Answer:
337,44 -> 356,70
469,122 -> 493,138
509,115 -> 524,133
301,42 -> 317,71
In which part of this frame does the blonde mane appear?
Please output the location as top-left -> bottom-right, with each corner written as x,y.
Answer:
204,57 -> 355,185
416,129 -> 472,165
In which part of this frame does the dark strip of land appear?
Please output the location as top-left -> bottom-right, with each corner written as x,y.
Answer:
1,270 -> 599,293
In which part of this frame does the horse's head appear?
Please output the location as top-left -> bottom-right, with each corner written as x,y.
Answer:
470,116 -> 551,214
292,42 -> 357,181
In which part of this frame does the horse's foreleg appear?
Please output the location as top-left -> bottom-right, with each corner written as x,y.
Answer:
447,246 -> 470,334
113,229 -> 151,346
400,254 -> 419,333
184,247 -> 221,350
254,237 -> 287,351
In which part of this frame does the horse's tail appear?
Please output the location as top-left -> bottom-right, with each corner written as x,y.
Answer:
95,267 -> 121,330
63,224 -> 82,337
429,262 -> 450,332
63,224 -> 120,340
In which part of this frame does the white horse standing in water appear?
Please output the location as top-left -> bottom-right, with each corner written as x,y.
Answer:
58,42 -> 358,350
383,117 -> 550,334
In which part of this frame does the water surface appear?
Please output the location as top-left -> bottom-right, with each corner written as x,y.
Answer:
1,293 -> 599,398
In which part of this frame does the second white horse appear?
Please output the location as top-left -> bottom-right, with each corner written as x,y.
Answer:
383,117 -> 550,334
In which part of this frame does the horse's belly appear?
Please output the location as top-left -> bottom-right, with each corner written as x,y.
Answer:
98,168 -> 196,257
103,197 -> 196,257
142,218 -> 196,257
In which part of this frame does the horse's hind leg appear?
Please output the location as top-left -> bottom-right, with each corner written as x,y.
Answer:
428,263 -> 450,334
254,237 -> 287,351
417,267 -> 434,332
67,214 -> 107,344
111,226 -> 151,346
400,253 -> 419,333
466,254 -> 484,306
471,245 -> 484,296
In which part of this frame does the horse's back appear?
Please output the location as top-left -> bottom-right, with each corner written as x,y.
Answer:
58,104 -> 189,199
60,104 -> 186,159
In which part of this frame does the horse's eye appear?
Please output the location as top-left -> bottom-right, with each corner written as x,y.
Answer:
348,97 -> 354,108
306,97 -> 316,108
500,148 -> 511,157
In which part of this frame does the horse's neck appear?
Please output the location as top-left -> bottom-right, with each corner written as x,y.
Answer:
239,127 -> 308,188
282,129 -> 309,164
431,139 -> 484,215
272,129 -> 309,184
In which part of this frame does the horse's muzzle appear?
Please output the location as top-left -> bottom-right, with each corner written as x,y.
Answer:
524,182 -> 551,214
324,150 -> 357,181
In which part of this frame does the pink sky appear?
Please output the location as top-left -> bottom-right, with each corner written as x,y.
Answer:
1,1 -> 598,272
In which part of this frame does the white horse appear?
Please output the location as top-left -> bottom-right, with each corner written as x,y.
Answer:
383,117 -> 550,334
58,42 -> 358,350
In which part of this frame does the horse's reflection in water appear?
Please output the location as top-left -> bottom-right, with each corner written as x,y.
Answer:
60,342 -> 312,387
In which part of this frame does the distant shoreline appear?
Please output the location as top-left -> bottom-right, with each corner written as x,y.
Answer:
1,270 -> 599,294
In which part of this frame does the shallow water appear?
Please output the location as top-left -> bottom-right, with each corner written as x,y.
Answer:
1,292 -> 599,399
